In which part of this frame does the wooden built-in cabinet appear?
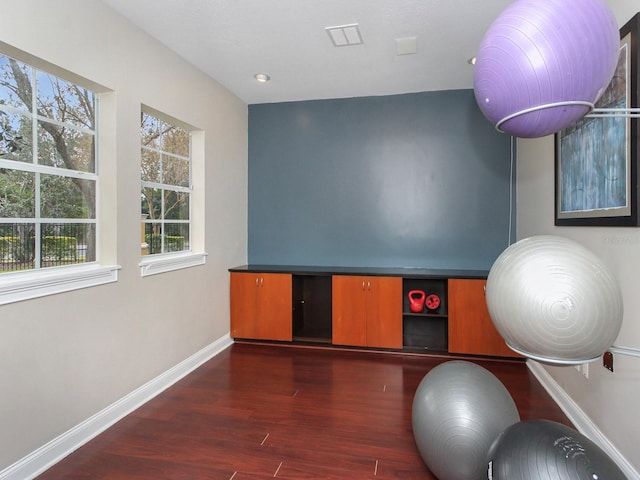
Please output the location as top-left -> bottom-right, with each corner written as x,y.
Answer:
448,278 -> 520,358
229,266 -> 521,359
230,272 -> 292,341
332,275 -> 403,349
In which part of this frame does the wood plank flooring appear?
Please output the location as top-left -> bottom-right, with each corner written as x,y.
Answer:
37,342 -> 572,479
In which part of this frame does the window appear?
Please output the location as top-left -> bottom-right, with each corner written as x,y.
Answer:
139,109 -> 205,276
0,52 -> 97,274
141,110 -> 191,256
140,109 -> 208,275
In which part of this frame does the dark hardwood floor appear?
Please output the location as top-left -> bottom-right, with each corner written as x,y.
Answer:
37,342 -> 572,479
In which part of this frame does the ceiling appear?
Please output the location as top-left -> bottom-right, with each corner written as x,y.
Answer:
100,0 -> 516,105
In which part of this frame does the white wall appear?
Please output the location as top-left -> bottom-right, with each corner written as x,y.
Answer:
0,0 -> 247,471
3,0 -> 639,475
517,1 -> 640,474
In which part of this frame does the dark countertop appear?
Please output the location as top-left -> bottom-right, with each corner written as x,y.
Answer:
228,264 -> 489,279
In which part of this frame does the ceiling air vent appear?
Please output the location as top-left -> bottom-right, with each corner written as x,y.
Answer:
325,23 -> 363,47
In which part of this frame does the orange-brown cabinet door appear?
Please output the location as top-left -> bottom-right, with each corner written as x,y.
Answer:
230,272 -> 259,339
230,272 -> 292,341
366,276 -> 403,349
258,273 -> 292,341
448,278 -> 519,358
332,275 -> 368,347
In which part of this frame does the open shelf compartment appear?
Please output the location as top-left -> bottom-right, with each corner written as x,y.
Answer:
402,277 -> 448,352
292,274 -> 332,343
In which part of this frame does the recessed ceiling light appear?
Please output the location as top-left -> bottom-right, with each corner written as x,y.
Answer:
254,73 -> 270,83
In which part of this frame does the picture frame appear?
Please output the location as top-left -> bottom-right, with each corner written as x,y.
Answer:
555,13 -> 640,226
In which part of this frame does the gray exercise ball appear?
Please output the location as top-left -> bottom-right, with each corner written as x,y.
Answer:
486,235 -> 623,365
412,361 -> 520,480
488,420 -> 627,480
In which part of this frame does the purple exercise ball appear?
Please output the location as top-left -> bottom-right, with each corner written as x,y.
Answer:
473,0 -> 619,138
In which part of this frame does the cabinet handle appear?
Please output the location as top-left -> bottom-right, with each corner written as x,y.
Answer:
255,277 -> 259,286
367,281 -> 371,291
362,280 -> 365,290
260,277 -> 264,287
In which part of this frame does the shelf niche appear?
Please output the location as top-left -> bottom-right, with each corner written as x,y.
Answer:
292,274 -> 332,343
402,278 -> 448,352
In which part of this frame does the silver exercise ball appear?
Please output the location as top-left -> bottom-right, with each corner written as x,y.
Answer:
412,361 -> 520,480
488,420 -> 627,480
486,235 -> 623,364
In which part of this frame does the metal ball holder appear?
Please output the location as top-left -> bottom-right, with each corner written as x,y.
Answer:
473,0 -> 619,138
485,235 -> 623,364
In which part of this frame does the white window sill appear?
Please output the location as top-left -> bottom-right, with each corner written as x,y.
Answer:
0,264 -> 121,306
139,252 -> 207,277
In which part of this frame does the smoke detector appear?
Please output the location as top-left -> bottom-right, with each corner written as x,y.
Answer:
395,37 -> 417,56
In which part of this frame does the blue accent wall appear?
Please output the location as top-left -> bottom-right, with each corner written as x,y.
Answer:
248,90 -> 514,270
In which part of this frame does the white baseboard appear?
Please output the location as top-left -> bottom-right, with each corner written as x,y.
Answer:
527,360 -> 640,480
0,334 -> 233,480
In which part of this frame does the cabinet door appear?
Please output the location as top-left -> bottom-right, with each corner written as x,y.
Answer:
230,272 -> 259,339
258,273 -> 293,341
366,276 -> 403,349
332,275 -> 368,347
230,272 -> 292,341
448,278 -> 519,358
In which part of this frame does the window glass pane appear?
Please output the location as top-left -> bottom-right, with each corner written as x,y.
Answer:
0,111 -> 32,162
0,169 -> 35,217
141,189 -> 150,217
164,223 -> 189,252
164,190 -> 189,220
141,148 -> 160,183
141,113 -> 162,150
0,55 -> 31,112
144,222 -> 163,255
41,174 -> 95,219
36,71 -> 95,129
162,126 -> 189,157
40,223 -> 93,267
142,222 -> 189,255
162,155 -> 189,187
0,223 -> 35,272
38,120 -> 95,172
141,187 -> 161,219
83,223 -> 96,262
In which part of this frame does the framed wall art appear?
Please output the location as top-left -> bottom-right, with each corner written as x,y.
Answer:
555,13 -> 640,226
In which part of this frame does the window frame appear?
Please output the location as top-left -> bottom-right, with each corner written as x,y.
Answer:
0,42 -> 119,305
139,106 -> 205,277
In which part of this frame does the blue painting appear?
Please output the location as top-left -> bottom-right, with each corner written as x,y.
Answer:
557,41 -> 630,219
